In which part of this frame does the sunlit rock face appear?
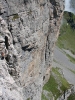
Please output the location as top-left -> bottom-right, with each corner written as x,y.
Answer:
0,0 -> 64,100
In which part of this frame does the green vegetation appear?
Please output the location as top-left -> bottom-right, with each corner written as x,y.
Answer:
68,93 -> 75,100
64,11 -> 75,23
27,98 -> 30,100
43,74 -> 60,99
12,14 -> 19,20
68,68 -> 75,74
27,9 -> 32,15
42,67 -> 70,100
66,54 -> 75,64
52,68 -> 70,91
56,11 -> 75,54
41,91 -> 53,100
70,70 -> 75,74
41,93 -> 48,100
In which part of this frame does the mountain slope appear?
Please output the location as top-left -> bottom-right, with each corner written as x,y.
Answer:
57,11 -> 75,54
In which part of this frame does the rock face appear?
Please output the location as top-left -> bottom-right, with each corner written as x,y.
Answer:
0,0 -> 64,100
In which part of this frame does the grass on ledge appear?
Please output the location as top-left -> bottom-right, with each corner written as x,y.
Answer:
66,54 -> 75,64
41,93 -> 48,100
68,93 -> 75,100
52,68 -> 70,91
56,23 -> 75,54
43,74 -> 61,99
42,67 -> 70,100
68,68 -> 75,74
12,14 -> 19,21
56,11 -> 75,54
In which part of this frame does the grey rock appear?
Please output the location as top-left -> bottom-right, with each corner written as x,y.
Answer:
0,0 -> 64,100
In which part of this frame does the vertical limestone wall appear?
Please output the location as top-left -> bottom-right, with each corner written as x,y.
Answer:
0,0 -> 64,100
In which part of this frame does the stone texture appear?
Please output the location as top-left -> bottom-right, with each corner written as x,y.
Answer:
0,0 -> 64,100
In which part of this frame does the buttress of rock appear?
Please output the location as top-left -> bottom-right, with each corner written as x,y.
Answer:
0,0 -> 64,100
0,17 -> 23,100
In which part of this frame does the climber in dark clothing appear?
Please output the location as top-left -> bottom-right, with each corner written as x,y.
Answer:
1,52 -> 5,60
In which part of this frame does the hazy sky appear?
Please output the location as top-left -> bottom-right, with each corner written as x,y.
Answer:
65,0 -> 71,11
65,0 -> 75,14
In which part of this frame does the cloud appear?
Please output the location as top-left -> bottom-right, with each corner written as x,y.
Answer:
65,0 -> 75,14
65,0 -> 71,11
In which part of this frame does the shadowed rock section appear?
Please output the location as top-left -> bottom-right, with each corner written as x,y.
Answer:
0,0 -> 64,100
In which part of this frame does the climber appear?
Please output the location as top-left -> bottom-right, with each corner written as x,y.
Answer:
1,52 -> 5,60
